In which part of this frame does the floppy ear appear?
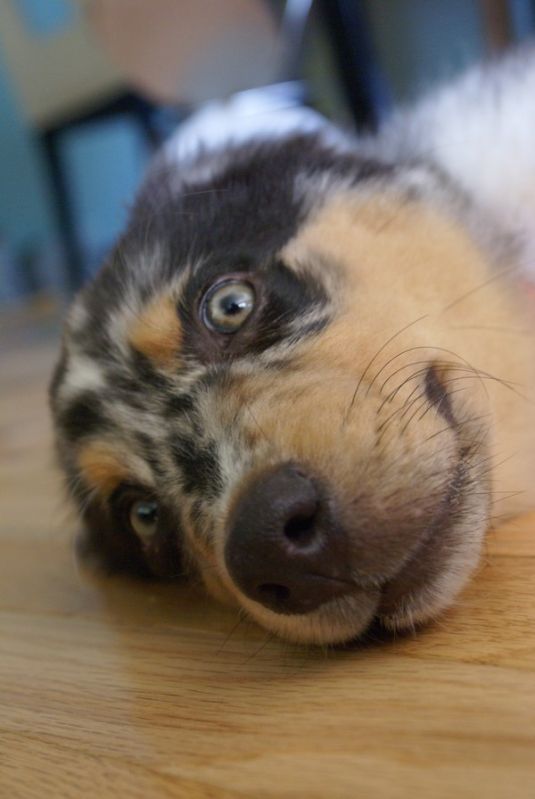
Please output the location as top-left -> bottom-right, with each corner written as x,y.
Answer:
76,498 -> 152,578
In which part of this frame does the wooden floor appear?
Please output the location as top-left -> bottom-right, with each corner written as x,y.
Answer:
1,308 -> 534,799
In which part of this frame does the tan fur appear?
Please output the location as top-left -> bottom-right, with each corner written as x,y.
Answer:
128,295 -> 183,367
198,192 -> 535,643
77,443 -> 131,497
281,193 -> 535,516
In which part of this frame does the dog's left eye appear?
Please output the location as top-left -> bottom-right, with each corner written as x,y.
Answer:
129,498 -> 159,541
202,279 -> 255,333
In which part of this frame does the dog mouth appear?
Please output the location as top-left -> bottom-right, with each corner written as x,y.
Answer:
325,458 -> 474,641
221,450 -> 485,645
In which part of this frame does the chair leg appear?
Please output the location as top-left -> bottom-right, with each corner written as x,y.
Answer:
315,0 -> 384,131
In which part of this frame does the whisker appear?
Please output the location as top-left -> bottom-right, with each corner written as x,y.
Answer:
343,315 -> 428,422
243,403 -> 274,451
352,345 -> 496,431
243,631 -> 275,664
217,613 -> 246,655
376,364 -> 432,416
376,388 -> 426,439
376,408 -> 490,472
400,392 -> 432,436
441,264 -> 517,313
443,374 -> 533,404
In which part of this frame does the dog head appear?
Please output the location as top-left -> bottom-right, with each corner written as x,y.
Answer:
50,124 -> 507,645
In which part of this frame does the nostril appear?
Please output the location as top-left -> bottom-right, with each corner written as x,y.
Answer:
283,509 -> 318,546
258,583 -> 291,605
225,463 -> 348,614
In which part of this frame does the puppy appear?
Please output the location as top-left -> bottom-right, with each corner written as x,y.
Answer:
50,50 -> 535,645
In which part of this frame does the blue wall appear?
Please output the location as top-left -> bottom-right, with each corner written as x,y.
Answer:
0,42 -> 149,302
14,0 -> 76,37
366,0 -> 535,101
0,1 -> 150,302
59,116 -> 150,275
365,0 -> 485,101
0,46 -> 59,302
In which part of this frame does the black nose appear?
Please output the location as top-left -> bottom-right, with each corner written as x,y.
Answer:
224,463 -> 351,614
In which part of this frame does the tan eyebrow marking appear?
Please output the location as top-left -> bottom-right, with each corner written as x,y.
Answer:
128,294 -> 183,368
77,442 -> 131,496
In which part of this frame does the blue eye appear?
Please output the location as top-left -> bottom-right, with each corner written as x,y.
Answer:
202,280 -> 255,333
129,498 -> 159,540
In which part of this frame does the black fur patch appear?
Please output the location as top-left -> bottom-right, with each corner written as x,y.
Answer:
59,392 -> 111,442
79,133 -> 394,331
251,260 -> 328,352
179,258 -> 328,362
106,371 -> 149,411
165,393 -> 196,417
129,349 -> 173,391
170,435 -> 223,498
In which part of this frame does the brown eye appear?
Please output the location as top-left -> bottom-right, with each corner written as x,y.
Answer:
129,498 -> 159,541
202,280 -> 255,333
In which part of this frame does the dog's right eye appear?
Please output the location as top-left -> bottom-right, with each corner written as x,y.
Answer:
112,486 -> 161,543
129,498 -> 159,542
201,279 -> 256,333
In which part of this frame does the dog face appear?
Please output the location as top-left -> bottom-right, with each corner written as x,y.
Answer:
50,134 -> 497,644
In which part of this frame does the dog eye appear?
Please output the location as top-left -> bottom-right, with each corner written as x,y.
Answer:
202,279 -> 255,333
129,498 -> 159,541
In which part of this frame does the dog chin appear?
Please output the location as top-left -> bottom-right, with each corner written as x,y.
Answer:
206,493 -> 488,645
236,589 -> 381,646
238,559 -> 478,646
225,527 -> 483,645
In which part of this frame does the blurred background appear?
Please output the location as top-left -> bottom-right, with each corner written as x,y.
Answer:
0,0 -> 534,311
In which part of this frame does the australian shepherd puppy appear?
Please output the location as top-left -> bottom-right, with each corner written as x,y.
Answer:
50,48 -> 535,645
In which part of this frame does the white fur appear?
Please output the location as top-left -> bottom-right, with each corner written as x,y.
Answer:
378,47 -> 535,277
165,82 -> 351,180
59,356 -> 106,402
